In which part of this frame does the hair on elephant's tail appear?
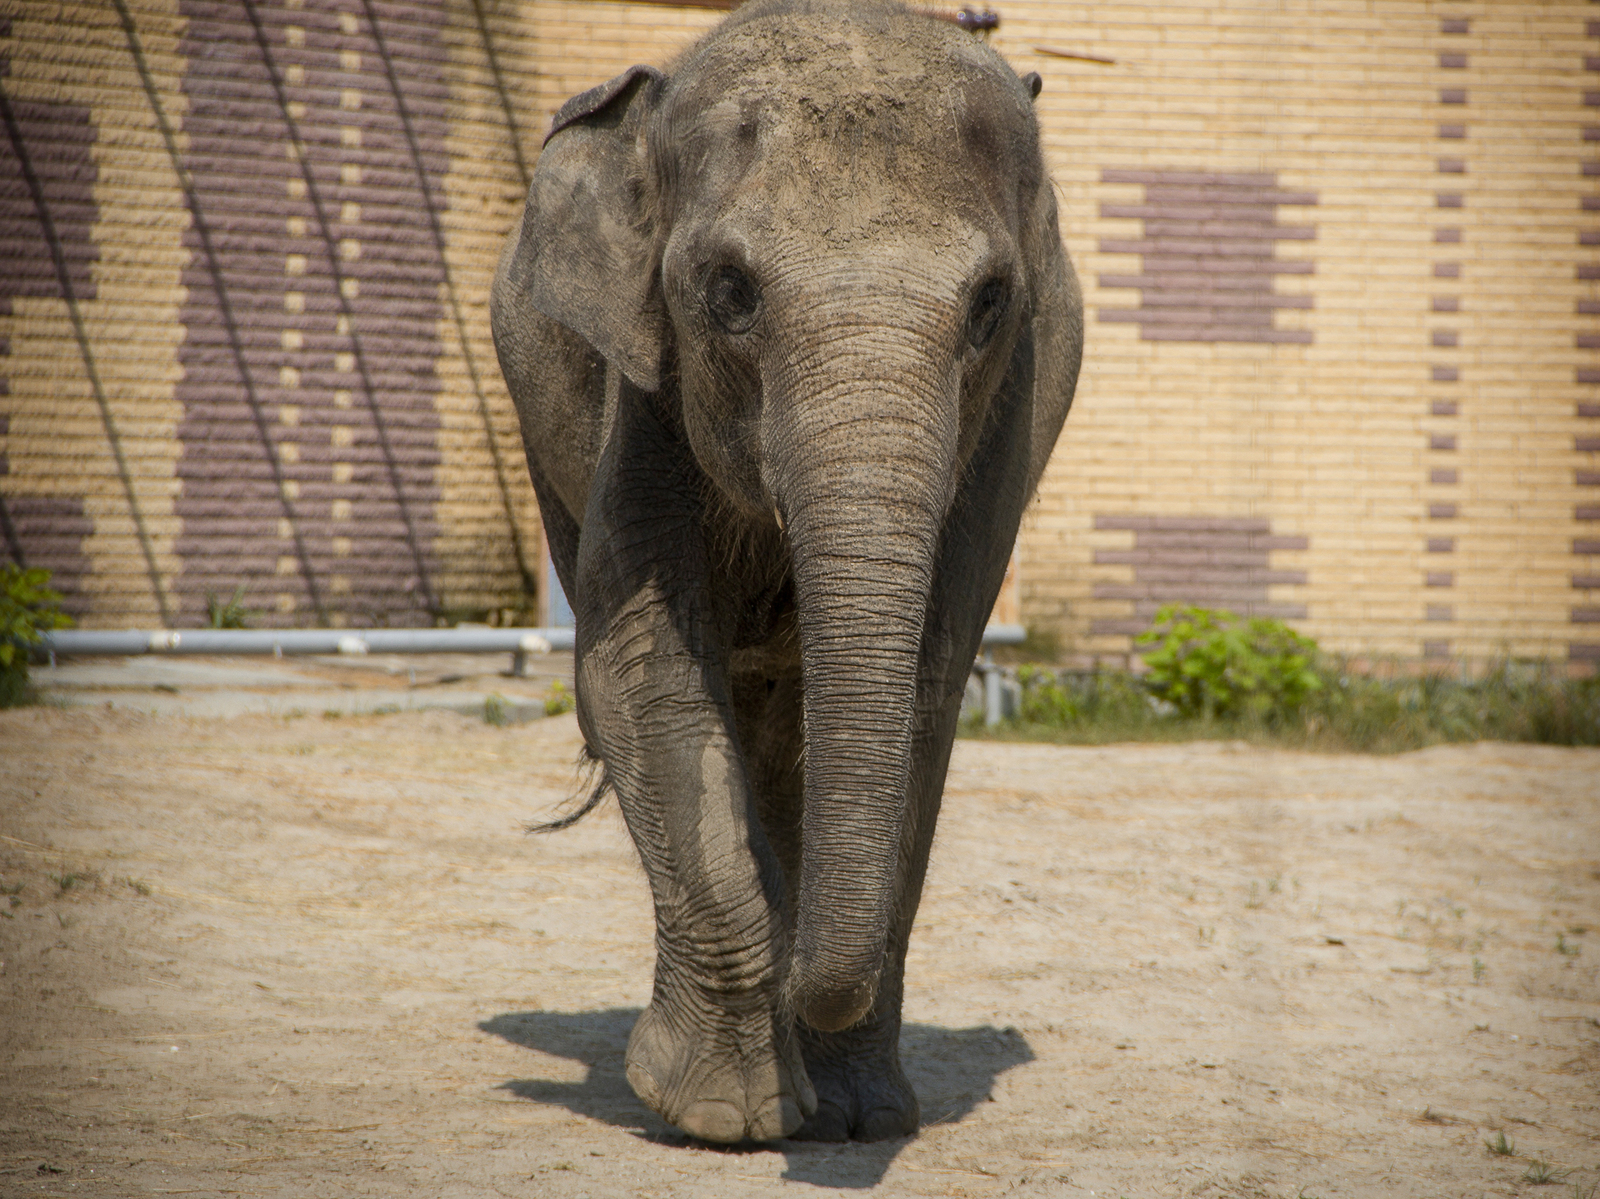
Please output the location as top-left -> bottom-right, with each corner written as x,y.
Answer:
525,740 -> 613,834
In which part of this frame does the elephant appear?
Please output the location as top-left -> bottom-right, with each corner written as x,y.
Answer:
489,0 -> 1082,1144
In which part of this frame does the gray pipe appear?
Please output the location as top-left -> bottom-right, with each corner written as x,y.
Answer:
39,627 -> 576,656
39,623 -> 1023,658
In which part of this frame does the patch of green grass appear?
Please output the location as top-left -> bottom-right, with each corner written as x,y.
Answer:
1485,1131 -> 1517,1157
967,652 -> 1600,753
1556,933 -> 1582,958
204,583 -> 254,629
49,870 -> 98,893
1523,1161 -> 1570,1185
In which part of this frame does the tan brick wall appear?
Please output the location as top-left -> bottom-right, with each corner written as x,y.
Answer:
3,0 -> 1592,659
983,1 -> 1595,663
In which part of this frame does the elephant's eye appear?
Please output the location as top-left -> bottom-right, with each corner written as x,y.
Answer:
967,278 -> 1009,350
707,266 -> 761,335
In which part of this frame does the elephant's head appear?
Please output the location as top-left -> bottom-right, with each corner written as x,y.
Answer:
510,1 -> 1068,1033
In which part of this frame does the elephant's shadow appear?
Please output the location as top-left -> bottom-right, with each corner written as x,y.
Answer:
478,1008 -> 1034,1189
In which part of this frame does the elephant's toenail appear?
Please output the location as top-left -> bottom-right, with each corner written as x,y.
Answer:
676,1099 -> 748,1143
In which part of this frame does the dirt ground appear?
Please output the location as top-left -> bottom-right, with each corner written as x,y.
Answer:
1,699 -> 1597,1198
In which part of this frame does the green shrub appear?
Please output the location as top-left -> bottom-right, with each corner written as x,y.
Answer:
543,680 -> 576,717
1,565 -> 72,708
1136,604 -> 1321,722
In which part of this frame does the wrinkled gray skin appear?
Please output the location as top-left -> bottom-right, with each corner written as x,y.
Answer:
490,0 -> 1081,1144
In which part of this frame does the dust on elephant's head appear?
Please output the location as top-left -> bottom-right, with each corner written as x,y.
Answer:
515,0 -> 1060,523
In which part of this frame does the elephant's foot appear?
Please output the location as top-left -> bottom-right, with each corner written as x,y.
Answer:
790,1022 -> 919,1142
625,998 -> 815,1143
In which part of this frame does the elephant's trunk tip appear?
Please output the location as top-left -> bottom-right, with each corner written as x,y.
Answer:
788,957 -> 880,1033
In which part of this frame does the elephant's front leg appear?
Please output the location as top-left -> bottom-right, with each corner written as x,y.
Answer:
572,387 -> 812,1143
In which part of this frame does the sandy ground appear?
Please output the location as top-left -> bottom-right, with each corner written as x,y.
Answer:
1,699 -> 1597,1198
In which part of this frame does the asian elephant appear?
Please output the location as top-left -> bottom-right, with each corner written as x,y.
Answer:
489,0 -> 1082,1144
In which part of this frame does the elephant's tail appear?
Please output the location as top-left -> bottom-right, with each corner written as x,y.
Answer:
525,742 -> 612,834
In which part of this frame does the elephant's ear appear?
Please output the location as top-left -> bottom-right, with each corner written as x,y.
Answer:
510,66 -> 666,391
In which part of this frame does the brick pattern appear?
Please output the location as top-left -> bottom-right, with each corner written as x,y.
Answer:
1423,13 -> 1470,659
0,37 -> 98,614
5,1 -> 1599,657
1579,14 -> 1600,660
172,0 -> 448,628
1096,170 -> 1316,344
1087,516 -> 1307,637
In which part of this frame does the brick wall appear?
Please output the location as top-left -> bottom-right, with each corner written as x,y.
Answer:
1,0 -> 1590,661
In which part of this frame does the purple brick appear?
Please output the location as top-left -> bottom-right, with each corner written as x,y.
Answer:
1430,468 -> 1459,485
1573,609 -> 1600,624
1430,504 -> 1459,519
1432,331 -> 1459,348
1572,643 -> 1600,661
1432,296 -> 1460,313
1575,575 -> 1600,590
1440,88 -> 1467,104
1432,367 -> 1459,383
1437,158 -> 1466,174
1577,437 -> 1600,452
1434,263 -> 1460,278
1579,471 -> 1600,486
1439,52 -> 1467,68
1432,401 -> 1459,416
1426,604 -> 1453,621
1440,17 -> 1469,33
1428,537 -> 1455,553
1425,572 -> 1454,588
1422,640 -> 1451,658
1436,192 -> 1464,208
172,0 -> 451,628
1430,434 -> 1458,451
1435,228 -> 1462,243
1095,169 -> 1317,345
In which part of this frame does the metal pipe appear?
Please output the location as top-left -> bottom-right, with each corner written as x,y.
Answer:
39,623 -> 1025,657
38,627 -> 576,657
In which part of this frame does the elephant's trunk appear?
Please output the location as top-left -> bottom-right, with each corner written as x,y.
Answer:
764,323 -> 958,1034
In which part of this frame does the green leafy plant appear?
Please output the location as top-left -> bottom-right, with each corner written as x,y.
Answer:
1485,1131 -> 1517,1157
1,564 -> 72,708
205,583 -> 254,629
1136,604 -> 1322,721
484,692 -> 511,727
543,680 -> 576,717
